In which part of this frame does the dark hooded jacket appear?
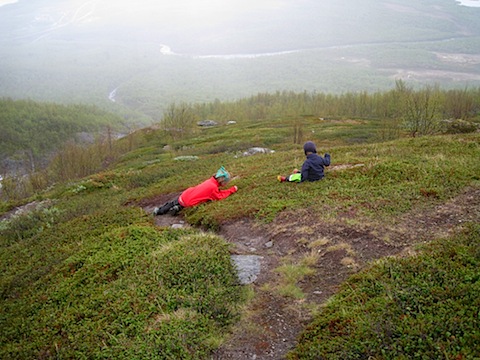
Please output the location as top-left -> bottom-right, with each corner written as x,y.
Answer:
301,153 -> 331,182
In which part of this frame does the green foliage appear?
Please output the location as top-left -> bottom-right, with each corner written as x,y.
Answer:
0,205 -> 61,244
189,85 -> 480,136
161,102 -> 198,141
1,211 -> 245,358
394,81 -> 443,137
287,224 -> 480,359
0,98 -> 139,201
201,133 -> 480,222
4,85 -> 480,202
275,261 -> 316,299
154,233 -> 241,324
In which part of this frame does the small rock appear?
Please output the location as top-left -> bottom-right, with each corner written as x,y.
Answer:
197,120 -> 218,127
174,156 -> 199,161
242,147 -> 275,157
231,255 -> 263,284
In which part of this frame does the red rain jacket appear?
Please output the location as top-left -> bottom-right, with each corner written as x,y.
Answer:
178,176 -> 237,207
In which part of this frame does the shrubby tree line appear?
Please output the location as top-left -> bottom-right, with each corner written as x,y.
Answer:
162,81 -> 479,141
160,80 -> 480,142
1,81 -> 479,201
194,80 -> 479,131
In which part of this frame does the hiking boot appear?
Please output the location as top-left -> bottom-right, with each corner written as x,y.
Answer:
169,205 -> 181,215
154,206 -> 169,216
277,175 -> 286,182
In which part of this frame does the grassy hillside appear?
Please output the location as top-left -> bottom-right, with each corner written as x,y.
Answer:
1,110 -> 479,358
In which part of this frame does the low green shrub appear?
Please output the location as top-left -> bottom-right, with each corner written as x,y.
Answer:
0,205 -> 62,246
441,119 -> 479,134
288,224 -> 480,359
1,226 -> 245,359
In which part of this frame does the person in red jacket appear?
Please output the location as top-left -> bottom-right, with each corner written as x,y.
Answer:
153,166 -> 238,216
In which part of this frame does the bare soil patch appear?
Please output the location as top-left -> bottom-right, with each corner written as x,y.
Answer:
142,187 -> 480,359
214,187 -> 480,359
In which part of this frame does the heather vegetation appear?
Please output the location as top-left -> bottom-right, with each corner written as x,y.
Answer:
1,85 -> 480,358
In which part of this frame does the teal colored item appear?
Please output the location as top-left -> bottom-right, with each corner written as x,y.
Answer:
288,173 -> 302,182
215,166 -> 230,181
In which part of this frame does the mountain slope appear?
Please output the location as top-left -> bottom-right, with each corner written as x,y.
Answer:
1,110 -> 479,358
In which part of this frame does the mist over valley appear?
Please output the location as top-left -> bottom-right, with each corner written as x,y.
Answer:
0,0 -> 480,123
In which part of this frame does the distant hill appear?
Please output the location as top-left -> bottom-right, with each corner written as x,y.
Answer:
0,98 -> 128,173
0,0 -> 479,122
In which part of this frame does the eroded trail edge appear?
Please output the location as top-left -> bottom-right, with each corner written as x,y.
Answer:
214,187 -> 479,359
146,187 -> 480,360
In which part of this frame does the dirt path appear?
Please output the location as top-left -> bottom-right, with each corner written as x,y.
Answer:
143,187 -> 480,359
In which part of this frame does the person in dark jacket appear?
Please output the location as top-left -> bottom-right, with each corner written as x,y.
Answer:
153,166 -> 238,216
278,141 -> 330,182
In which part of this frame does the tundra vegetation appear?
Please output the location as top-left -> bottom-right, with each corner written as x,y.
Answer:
1,83 -> 480,358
